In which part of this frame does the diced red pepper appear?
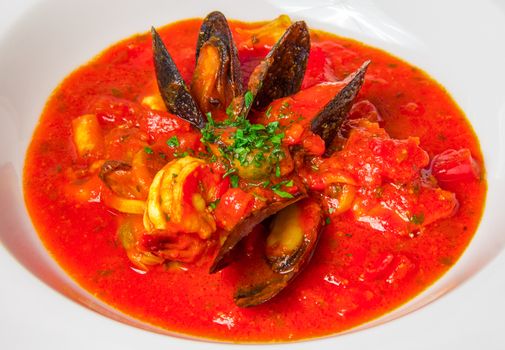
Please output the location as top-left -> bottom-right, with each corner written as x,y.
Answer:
214,188 -> 255,231
139,110 -> 191,143
302,133 -> 326,156
301,45 -> 337,89
431,148 -> 480,183
385,255 -> 416,284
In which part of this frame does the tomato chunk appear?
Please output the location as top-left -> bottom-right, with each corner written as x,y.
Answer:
301,45 -> 337,89
336,121 -> 429,187
431,148 -> 480,183
214,188 -> 255,231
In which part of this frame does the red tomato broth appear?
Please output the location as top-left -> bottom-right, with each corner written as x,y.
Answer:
23,17 -> 486,342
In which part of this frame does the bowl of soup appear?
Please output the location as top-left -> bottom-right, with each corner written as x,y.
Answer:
1,0 -> 504,348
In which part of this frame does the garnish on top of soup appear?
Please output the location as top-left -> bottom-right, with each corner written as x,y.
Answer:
24,11 -> 486,342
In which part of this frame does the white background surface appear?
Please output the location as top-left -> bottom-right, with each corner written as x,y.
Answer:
1,0 -> 504,349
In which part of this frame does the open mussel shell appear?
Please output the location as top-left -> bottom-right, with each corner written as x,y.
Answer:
241,21 -> 310,116
151,27 -> 206,129
311,60 -> 370,148
265,198 -> 322,274
234,199 -> 323,307
195,11 -> 243,99
209,194 -> 305,274
234,272 -> 292,308
191,36 -> 241,115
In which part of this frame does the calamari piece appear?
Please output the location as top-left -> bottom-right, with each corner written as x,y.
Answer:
234,199 -> 322,307
151,28 -> 206,129
195,11 -> 242,98
144,156 -> 216,239
71,114 -> 104,159
103,194 -> 146,215
209,194 -> 305,274
242,21 -> 310,115
235,15 -> 292,48
311,60 -> 370,148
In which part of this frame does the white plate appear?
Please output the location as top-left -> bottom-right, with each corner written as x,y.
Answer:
1,0 -> 505,349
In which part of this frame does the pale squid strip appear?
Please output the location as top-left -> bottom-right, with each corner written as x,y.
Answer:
103,193 -> 145,214
331,184 -> 356,215
144,168 -> 167,230
71,114 -> 104,159
141,94 -> 166,111
324,172 -> 357,186
160,157 -> 204,224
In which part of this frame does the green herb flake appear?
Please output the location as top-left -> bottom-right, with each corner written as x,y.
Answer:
222,167 -> 237,178
244,91 -> 254,109
111,88 -> 122,97
265,106 -> 273,118
273,189 -> 294,198
230,174 -> 239,188
174,151 -> 189,158
206,112 -> 215,126
226,103 -> 234,118
284,179 -> 294,187
199,110 -> 285,177
166,136 -> 180,148
410,212 -> 425,225
325,217 -> 331,225
144,146 -> 154,154
275,163 -> 281,178
208,199 -> 220,210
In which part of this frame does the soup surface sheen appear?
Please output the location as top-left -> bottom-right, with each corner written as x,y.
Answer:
24,17 -> 486,342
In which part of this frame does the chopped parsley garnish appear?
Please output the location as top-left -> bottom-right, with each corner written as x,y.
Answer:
270,179 -> 295,198
144,146 -> 153,154
222,167 -> 237,178
208,199 -> 220,209
244,90 -> 254,109
325,217 -> 331,225
272,189 -> 294,198
275,163 -> 281,177
410,212 -> 425,225
200,112 -> 286,177
265,105 -> 273,118
174,151 -> 189,158
166,136 -> 180,148
230,174 -> 239,188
